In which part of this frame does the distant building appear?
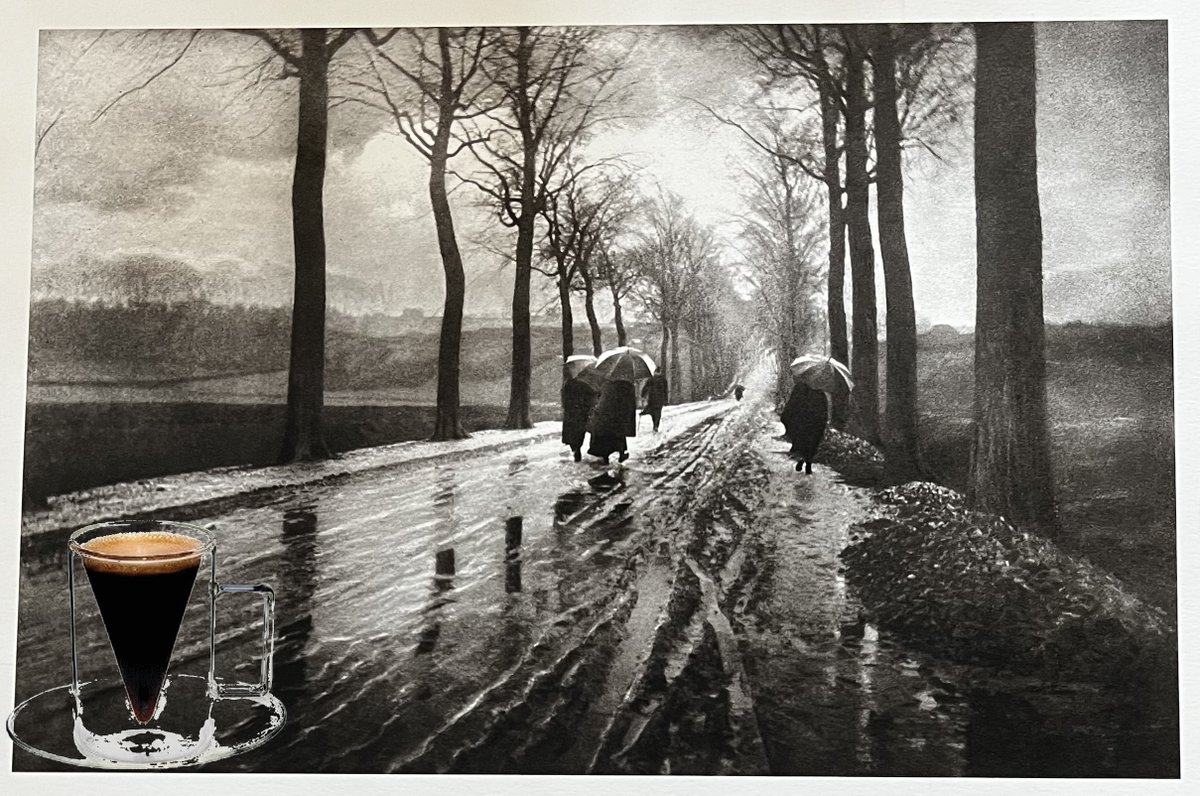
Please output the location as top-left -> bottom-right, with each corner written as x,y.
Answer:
400,307 -> 425,321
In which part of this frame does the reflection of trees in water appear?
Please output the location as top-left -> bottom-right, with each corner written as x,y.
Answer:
416,549 -> 456,655
496,456 -> 537,655
505,516 -> 523,595
272,506 -> 319,714
416,468 -> 458,656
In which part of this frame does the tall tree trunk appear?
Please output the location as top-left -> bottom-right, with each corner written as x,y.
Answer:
669,323 -> 681,401
428,30 -> 470,441
611,286 -> 628,346
659,322 -> 671,399
782,171 -> 799,365
688,336 -> 700,398
776,340 -> 790,410
557,270 -> 575,360
874,25 -> 921,481
581,266 -> 603,355
428,117 -> 470,436
817,27 -> 850,429
969,22 -> 1057,535
505,28 -> 534,430
280,30 -> 331,463
821,85 -> 850,428
506,208 -> 535,429
842,36 -> 880,444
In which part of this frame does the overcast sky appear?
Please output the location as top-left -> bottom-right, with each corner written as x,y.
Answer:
30,21 -> 1170,328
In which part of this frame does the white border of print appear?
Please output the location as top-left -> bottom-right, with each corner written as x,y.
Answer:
1,1 -> 1195,795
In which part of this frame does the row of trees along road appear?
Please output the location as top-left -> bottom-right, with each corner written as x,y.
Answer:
85,27 -> 745,450
727,22 -> 971,481
81,23 -> 1056,537
722,22 -> 1056,535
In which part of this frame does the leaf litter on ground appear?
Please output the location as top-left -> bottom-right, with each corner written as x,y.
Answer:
814,436 -> 1175,687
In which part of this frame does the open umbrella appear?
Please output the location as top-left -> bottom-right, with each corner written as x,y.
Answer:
595,346 -> 656,382
789,354 -> 854,392
564,354 -> 598,380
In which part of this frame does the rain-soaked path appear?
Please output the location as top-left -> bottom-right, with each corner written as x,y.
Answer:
731,412 -> 1177,777
12,389 -> 1178,775
14,399 -> 754,773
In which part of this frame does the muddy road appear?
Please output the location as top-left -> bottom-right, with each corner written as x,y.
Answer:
12,390 -> 1177,775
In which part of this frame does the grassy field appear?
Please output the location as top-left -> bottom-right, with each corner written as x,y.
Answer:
910,323 -> 1175,613
22,322 -> 653,506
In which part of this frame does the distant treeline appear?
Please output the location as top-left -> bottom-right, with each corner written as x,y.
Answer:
28,299 -> 291,377
25,298 -> 659,394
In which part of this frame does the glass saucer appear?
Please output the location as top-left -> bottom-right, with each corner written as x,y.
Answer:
7,674 -> 286,770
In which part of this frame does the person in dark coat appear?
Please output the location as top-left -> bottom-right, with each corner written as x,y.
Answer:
587,380 -> 637,463
640,373 -> 669,432
561,372 -> 598,462
734,384 -> 745,401
780,381 -> 829,474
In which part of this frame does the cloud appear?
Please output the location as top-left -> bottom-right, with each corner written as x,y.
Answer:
35,29 -> 393,213
29,23 -> 1173,327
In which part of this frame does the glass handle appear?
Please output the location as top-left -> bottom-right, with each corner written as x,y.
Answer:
215,583 -> 275,698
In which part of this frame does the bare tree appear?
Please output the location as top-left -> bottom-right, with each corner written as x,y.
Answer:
876,22 -> 973,479
836,26 -> 882,445
538,156 -> 588,360
350,28 -> 499,440
458,26 -> 628,429
680,264 -> 755,399
594,246 -> 639,347
222,28 -> 362,462
536,156 -> 628,359
733,23 -> 971,436
873,23 -> 921,480
727,113 -> 827,405
629,190 -> 718,399
567,174 -> 635,356
733,24 -> 852,426
91,28 -> 361,461
968,22 -> 1057,535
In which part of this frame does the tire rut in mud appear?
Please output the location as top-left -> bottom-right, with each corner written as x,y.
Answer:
391,404 -> 779,774
586,410 -> 774,775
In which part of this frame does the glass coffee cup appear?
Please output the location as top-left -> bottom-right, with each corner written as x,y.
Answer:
64,519 -> 281,767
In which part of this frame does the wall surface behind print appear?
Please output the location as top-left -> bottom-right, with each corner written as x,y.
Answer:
1,0 -> 1198,794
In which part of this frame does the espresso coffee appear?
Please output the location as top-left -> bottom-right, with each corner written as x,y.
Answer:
79,531 -> 203,724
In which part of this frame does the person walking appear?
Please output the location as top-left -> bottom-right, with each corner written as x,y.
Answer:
587,380 -> 638,464
561,368 -> 598,462
780,380 -> 829,474
641,372 -> 669,432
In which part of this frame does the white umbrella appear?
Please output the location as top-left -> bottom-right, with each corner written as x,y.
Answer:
595,346 -> 657,382
789,354 -> 854,392
564,354 -> 598,380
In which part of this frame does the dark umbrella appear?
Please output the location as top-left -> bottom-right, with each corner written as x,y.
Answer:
594,346 -> 656,382
789,354 -> 854,392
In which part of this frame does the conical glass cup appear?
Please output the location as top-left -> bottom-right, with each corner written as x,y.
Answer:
66,519 -> 275,766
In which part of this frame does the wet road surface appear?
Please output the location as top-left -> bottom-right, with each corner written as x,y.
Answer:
15,400 -> 751,772
731,413 -> 1178,777
12,392 -> 1178,775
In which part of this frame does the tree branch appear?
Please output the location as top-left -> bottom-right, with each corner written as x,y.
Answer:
92,29 -> 200,121
229,28 -> 300,69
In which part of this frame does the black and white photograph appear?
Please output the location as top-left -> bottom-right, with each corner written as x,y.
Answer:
0,0 -> 1194,790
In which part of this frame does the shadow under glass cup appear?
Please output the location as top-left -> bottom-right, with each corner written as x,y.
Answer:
67,519 -> 275,766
